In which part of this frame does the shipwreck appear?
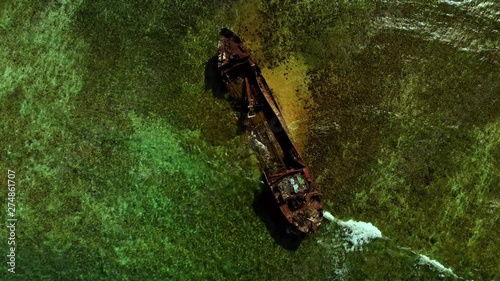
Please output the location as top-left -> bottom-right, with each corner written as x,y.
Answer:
217,28 -> 324,234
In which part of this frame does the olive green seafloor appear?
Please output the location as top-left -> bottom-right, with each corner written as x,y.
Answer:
0,1 -> 498,280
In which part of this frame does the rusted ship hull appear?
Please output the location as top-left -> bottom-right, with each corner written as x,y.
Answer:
217,28 -> 323,234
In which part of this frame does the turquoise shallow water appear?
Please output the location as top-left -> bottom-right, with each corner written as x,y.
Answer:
0,1 -> 498,280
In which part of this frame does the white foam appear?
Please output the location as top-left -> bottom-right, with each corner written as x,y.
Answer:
324,211 -> 336,222
321,214 -> 460,278
323,211 -> 383,251
418,254 -> 458,278
338,219 -> 383,251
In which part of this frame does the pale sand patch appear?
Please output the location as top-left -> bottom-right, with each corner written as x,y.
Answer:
260,55 -> 314,153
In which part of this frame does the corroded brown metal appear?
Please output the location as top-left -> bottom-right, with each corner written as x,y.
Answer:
217,28 -> 324,234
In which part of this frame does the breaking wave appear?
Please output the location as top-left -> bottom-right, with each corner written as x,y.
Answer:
324,211 -> 383,252
321,212 -> 461,279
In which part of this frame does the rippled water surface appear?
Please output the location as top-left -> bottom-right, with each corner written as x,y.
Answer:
0,1 -> 498,280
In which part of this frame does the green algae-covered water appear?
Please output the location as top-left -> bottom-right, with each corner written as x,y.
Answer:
0,1 -> 498,280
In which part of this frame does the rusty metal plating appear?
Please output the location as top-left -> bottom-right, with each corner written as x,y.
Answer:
217,28 -> 324,234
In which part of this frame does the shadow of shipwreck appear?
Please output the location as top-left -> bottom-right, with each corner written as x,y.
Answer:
204,55 -> 227,99
252,180 -> 306,251
204,55 -> 248,134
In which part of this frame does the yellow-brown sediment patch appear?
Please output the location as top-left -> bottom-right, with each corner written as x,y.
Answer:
260,56 -> 314,153
229,0 -> 314,153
